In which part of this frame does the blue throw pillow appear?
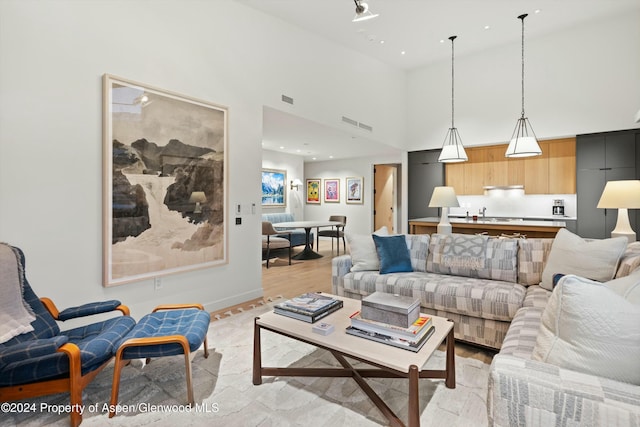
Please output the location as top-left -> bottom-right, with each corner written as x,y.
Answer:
372,234 -> 413,274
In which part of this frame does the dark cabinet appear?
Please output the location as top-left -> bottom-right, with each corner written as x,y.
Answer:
576,129 -> 638,239
408,150 -> 444,220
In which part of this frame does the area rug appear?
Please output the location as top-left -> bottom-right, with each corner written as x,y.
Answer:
7,302 -> 490,427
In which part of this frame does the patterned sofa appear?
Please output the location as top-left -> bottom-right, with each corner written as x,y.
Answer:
332,233 -> 548,349
332,231 -> 640,426
261,212 -> 312,248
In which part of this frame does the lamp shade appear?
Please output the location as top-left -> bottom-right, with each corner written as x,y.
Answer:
188,191 -> 207,203
505,135 -> 542,158
428,186 -> 460,208
597,180 -> 640,208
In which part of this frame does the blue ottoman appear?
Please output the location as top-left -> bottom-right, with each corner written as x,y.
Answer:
109,304 -> 210,417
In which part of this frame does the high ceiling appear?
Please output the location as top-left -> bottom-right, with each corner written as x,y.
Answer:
245,0 -> 640,161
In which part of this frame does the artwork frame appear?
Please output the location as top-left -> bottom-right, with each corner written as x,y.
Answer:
324,178 -> 340,203
306,178 -> 321,204
261,168 -> 287,208
346,176 -> 364,204
103,74 -> 228,287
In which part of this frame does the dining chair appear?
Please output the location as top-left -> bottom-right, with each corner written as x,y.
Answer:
262,221 -> 292,268
316,215 -> 347,255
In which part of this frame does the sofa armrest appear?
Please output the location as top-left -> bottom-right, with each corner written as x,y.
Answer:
488,354 -> 640,427
331,255 -> 352,296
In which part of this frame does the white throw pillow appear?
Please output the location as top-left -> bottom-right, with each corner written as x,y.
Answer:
346,226 -> 388,271
532,274 -> 640,385
540,228 -> 627,291
606,268 -> 640,305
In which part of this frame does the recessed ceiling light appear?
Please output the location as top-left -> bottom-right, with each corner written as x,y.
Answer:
380,40 -> 385,44
312,157 -> 317,160
401,51 -> 406,55
296,149 -> 301,153
440,39 -> 445,43
279,146 -> 284,149
484,25 -> 491,30
329,155 -> 334,159
534,9 -> 541,14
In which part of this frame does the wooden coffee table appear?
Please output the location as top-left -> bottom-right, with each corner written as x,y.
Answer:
252,295 -> 455,427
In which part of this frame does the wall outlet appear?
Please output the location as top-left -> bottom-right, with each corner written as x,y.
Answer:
154,277 -> 162,290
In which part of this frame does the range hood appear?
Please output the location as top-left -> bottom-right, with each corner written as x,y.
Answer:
483,185 -> 525,197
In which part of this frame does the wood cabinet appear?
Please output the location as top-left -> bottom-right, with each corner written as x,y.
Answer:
445,137 -> 576,195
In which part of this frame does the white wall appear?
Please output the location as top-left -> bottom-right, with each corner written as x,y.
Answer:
261,150 -> 305,220
0,0 -> 406,317
407,10 -> 640,151
304,153 -> 405,236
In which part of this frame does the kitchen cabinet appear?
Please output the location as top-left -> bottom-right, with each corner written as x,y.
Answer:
408,150 -> 444,219
576,130 -> 638,239
445,138 -> 575,195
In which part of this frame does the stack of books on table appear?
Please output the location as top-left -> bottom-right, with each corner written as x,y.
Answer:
346,311 -> 435,352
274,292 -> 343,323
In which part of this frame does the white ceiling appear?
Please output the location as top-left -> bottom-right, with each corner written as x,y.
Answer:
248,0 -> 640,161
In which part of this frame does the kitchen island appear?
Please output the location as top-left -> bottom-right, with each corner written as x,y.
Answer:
409,217 -> 566,238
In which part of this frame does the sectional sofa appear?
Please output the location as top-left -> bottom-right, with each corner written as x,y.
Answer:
332,229 -> 640,426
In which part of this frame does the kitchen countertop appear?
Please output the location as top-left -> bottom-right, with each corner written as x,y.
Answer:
410,217 -> 567,228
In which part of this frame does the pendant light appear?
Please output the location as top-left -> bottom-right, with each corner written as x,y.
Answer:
438,35 -> 468,163
505,14 -> 542,158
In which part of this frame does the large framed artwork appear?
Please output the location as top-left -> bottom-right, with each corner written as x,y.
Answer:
324,178 -> 340,203
261,169 -> 286,207
103,74 -> 228,287
346,176 -> 364,204
306,178 -> 321,204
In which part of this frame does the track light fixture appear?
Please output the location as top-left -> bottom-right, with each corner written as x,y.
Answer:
352,0 -> 379,22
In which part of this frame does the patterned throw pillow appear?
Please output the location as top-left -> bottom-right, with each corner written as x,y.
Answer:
404,234 -> 430,272
426,233 -> 518,283
517,238 -> 555,286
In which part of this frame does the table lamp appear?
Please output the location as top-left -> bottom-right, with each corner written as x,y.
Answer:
597,180 -> 640,242
428,186 -> 459,234
189,191 -> 207,213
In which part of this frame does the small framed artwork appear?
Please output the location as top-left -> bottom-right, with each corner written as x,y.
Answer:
346,176 -> 364,204
306,178 -> 321,204
324,178 -> 340,203
261,168 -> 287,207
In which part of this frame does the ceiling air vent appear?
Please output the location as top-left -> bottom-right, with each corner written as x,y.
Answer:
341,116 -> 358,127
281,95 -> 294,105
341,115 -> 373,132
358,122 -> 373,132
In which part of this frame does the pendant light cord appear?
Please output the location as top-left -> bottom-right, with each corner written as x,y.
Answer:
450,35 -> 456,129
519,14 -> 527,118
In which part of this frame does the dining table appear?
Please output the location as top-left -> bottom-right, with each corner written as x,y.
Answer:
272,220 -> 343,260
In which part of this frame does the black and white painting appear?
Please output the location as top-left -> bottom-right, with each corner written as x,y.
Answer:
103,74 -> 227,286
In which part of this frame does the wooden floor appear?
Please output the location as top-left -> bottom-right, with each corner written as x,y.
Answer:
211,238 -> 495,364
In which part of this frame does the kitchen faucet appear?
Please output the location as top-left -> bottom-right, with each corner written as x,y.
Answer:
479,207 -> 486,218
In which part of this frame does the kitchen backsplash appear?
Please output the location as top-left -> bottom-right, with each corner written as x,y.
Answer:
448,194 -> 577,219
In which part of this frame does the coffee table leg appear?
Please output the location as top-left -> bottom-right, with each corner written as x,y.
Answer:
445,327 -> 456,389
252,318 -> 262,385
408,365 -> 420,427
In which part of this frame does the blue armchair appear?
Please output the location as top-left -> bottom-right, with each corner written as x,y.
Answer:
0,245 -> 136,427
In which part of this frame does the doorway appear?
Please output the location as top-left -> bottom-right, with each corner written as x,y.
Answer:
374,164 -> 399,233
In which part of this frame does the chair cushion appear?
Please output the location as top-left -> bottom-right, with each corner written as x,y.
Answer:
262,236 -> 290,249
0,315 -> 135,386
118,309 -> 210,359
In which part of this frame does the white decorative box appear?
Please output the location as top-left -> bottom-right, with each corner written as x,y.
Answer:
312,322 -> 335,335
361,292 -> 420,328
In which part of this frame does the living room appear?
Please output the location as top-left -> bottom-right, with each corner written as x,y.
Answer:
1,1 -> 639,426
